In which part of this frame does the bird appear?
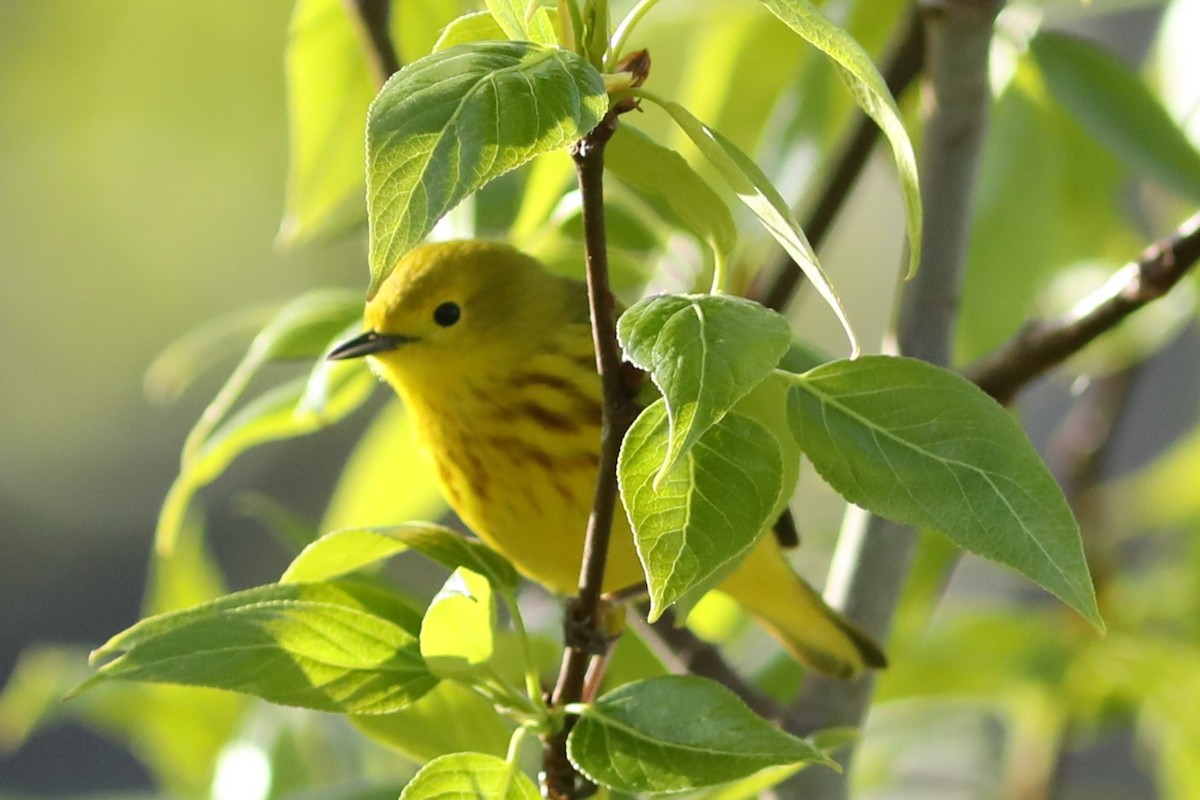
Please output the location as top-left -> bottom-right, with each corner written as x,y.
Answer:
328,240 -> 885,678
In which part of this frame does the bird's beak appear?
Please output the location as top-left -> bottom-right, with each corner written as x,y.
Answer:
326,330 -> 417,360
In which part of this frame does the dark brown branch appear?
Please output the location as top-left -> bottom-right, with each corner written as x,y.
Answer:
968,210 -> 1200,405
342,0 -> 402,87
759,8 -> 926,312
631,609 -> 780,719
542,110 -> 635,800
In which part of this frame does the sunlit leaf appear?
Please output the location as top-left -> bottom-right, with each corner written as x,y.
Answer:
143,305 -> 274,406
787,356 -> 1102,629
638,94 -> 859,355
420,568 -> 496,678
156,360 -> 376,555
281,523 -> 519,591
399,752 -> 540,799
180,290 -> 361,464
278,0 -> 376,245
366,41 -> 606,296
1031,30 -> 1200,202
568,676 -> 830,793
485,0 -> 556,45
432,10 -> 507,51
618,293 -> 790,476
756,0 -> 922,277
618,401 -> 783,619
322,401 -> 447,533
85,582 -> 436,715
350,680 -> 511,762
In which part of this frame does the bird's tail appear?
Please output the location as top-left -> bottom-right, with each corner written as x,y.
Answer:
716,536 -> 887,679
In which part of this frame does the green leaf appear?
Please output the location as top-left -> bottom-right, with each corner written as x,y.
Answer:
638,93 -> 859,355
567,676 -> 830,793
278,0 -> 377,245
788,356 -> 1103,629
486,0 -> 557,45
618,293 -> 791,477
420,568 -> 496,679
180,290 -> 362,464
322,400 -> 447,532
156,359 -> 376,555
433,11 -> 508,51
1030,31 -> 1200,202
618,401 -> 783,620
281,523 -> 520,591
366,41 -> 606,296
350,680 -> 511,761
399,752 -> 540,800
85,582 -> 437,715
606,126 -> 737,259
756,0 -> 922,277
143,304 -> 274,406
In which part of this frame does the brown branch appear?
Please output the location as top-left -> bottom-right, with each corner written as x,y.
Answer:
542,110 -> 636,800
342,0 -> 402,87
968,210 -> 1200,405
759,8 -> 926,312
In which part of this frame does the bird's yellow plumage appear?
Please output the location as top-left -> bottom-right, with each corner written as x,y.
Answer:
330,240 -> 884,678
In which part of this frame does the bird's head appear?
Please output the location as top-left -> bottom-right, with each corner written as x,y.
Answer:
328,240 -> 584,388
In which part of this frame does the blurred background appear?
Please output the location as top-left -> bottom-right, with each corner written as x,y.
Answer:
0,2 -> 371,792
2,1 -> 1199,798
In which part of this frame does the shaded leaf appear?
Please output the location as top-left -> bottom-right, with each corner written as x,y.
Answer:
757,0 -> 922,276
788,356 -> 1102,628
638,94 -> 858,355
618,293 -> 790,477
568,676 -> 829,793
606,126 -> 737,259
618,401 -> 783,620
350,680 -> 511,762
1031,30 -> 1200,202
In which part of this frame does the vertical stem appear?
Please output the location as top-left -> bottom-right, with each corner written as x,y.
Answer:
778,3 -> 1003,797
542,111 -> 631,800
342,0 -> 401,86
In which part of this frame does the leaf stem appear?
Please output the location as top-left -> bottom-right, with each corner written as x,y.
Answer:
606,0 -> 662,70
341,0 -> 401,87
503,589 -> 551,720
542,108 -> 635,800
967,210 -> 1200,405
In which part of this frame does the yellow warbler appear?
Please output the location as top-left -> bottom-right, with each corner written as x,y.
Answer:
329,240 -> 884,678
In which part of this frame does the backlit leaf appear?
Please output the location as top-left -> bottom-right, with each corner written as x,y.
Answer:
420,568 -> 496,678
85,582 -> 437,715
399,752 -> 539,800
366,41 -> 606,296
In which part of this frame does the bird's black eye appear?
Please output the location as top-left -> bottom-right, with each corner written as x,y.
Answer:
433,301 -> 461,327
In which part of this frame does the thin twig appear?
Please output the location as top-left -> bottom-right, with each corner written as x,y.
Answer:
542,110 -> 634,800
342,0 -> 402,86
759,8 -> 926,312
628,609 -> 780,720
968,210 -> 1200,405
